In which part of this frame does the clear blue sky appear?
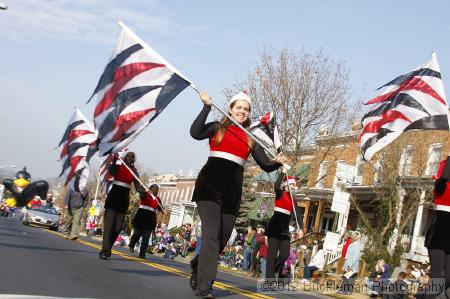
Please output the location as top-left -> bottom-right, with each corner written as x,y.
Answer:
1,0 -> 449,180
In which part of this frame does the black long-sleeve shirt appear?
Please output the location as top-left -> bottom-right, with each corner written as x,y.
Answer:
190,105 -> 281,172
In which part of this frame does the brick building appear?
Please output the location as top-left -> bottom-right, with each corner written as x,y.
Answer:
151,174 -> 197,228
285,126 -> 450,262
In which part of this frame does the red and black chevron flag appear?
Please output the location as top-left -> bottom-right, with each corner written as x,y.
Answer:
359,54 -> 449,161
87,22 -> 191,156
58,108 -> 97,192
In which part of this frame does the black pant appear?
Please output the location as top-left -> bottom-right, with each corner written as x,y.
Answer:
196,201 -> 236,292
101,209 -> 125,251
266,237 -> 290,279
428,249 -> 450,297
129,229 -> 152,256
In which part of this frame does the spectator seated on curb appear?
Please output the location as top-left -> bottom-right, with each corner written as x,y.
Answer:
367,259 -> 391,297
164,243 -> 176,259
300,242 -> 325,284
381,271 -> 408,299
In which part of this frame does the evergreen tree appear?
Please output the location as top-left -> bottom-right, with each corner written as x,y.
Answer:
235,170 -> 256,230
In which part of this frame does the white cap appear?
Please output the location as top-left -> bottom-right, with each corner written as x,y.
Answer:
228,91 -> 252,110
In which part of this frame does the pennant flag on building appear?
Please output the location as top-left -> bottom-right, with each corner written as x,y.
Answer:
250,112 -> 283,153
58,108 -> 97,192
359,53 -> 449,161
87,21 -> 191,156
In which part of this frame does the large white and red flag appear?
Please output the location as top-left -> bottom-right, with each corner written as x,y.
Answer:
87,22 -> 191,156
359,53 -> 449,161
58,108 -> 97,191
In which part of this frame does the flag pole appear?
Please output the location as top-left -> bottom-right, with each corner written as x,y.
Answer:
432,52 -> 450,134
93,171 -> 101,203
284,175 -> 303,237
190,85 -> 290,170
116,155 -> 166,212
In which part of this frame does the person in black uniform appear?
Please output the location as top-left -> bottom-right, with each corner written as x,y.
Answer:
99,152 -> 144,260
425,157 -> 450,298
265,167 -> 303,280
129,184 -> 166,259
189,90 -> 286,298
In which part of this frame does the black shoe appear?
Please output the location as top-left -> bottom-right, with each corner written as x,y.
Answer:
99,250 -> 109,260
190,255 -> 198,290
190,271 -> 197,290
139,254 -> 146,259
195,290 -> 215,299
106,250 -> 112,257
129,246 -> 134,254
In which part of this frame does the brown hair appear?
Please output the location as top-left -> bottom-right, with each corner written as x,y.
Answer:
214,114 -> 253,149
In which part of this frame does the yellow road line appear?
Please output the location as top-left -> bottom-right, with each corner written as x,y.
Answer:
45,230 -> 274,299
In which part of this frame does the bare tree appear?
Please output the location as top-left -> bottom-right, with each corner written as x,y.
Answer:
224,47 -> 357,168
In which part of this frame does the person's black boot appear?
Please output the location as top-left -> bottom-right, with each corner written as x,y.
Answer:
99,250 -> 109,260
190,255 -> 199,290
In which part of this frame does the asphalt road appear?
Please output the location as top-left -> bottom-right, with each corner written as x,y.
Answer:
0,217 -> 324,299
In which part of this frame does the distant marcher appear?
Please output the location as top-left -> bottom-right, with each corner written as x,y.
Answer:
265,169 -> 303,280
425,158 -> 450,297
63,188 -> 89,240
99,152 -> 144,260
129,184 -> 165,259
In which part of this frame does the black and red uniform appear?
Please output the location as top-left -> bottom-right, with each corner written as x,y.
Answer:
189,105 -> 282,294
265,172 -> 303,279
426,157 -> 450,293
129,191 -> 164,258
100,158 -> 143,259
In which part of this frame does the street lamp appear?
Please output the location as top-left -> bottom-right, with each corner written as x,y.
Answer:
0,164 -> 16,169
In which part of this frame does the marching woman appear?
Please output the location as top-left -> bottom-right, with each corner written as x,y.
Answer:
99,151 -> 144,260
129,184 -> 166,259
189,91 -> 286,298
425,157 -> 450,298
265,167 -> 303,280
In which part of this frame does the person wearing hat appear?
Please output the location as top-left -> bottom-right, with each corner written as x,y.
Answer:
129,184 -> 166,259
265,167 -> 303,280
189,90 -> 287,298
99,151 -> 144,260
425,157 -> 450,297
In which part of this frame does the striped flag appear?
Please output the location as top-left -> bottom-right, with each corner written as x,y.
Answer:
360,54 -> 449,161
87,22 -> 191,156
98,149 -> 129,195
58,108 -> 97,191
98,154 -> 115,195
250,112 -> 282,153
